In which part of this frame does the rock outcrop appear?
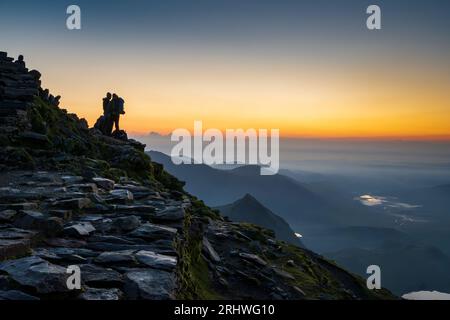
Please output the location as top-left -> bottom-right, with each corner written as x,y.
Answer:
0,52 -> 396,300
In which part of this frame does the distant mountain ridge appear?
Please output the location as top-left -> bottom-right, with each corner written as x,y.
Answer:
215,194 -> 304,247
147,150 -> 393,232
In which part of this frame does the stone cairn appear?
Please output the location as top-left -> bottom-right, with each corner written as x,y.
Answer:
0,52 -> 38,135
0,52 -> 61,137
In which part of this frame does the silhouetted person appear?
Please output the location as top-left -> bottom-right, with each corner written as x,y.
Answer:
15,55 -> 25,68
103,93 -> 112,114
98,93 -> 112,135
111,93 -> 125,132
101,92 -> 112,134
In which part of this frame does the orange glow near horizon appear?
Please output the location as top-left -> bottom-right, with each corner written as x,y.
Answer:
33,50 -> 450,141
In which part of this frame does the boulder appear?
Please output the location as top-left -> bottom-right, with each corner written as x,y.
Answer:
123,269 -> 176,300
28,69 -> 41,80
151,207 -> 185,222
32,248 -> 61,261
52,198 -> 92,210
0,210 -> 16,222
48,209 -> 72,220
13,210 -> 45,228
105,189 -> 134,204
112,215 -> 141,232
33,247 -> 93,263
79,264 -> 124,288
0,256 -> 70,294
0,239 -> 33,261
63,222 -> 96,237
203,238 -> 221,263
92,177 -> 115,191
114,184 -> 153,199
13,211 -> 63,235
94,250 -> 138,267
135,250 -> 177,271
111,130 -> 128,141
44,217 -> 65,235
127,223 -> 177,241
272,267 -> 295,280
67,183 -> 98,194
89,193 -> 108,205
61,176 -> 84,184
239,253 -> 267,267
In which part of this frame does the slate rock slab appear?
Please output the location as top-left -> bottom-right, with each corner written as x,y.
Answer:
94,250 -> 138,267
63,222 -> 96,237
0,256 -> 70,294
79,264 -> 124,288
123,269 -> 176,300
127,223 -> 177,241
78,287 -> 122,300
92,177 -> 115,191
52,198 -> 92,210
152,207 -> 185,222
105,189 -> 134,204
0,210 -> 16,222
239,253 -> 268,267
135,250 -> 177,271
112,215 -> 141,232
203,238 -> 221,263
0,290 -> 39,300
14,211 -> 63,235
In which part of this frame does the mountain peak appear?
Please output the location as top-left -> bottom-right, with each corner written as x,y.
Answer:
241,193 -> 257,202
217,194 -> 306,247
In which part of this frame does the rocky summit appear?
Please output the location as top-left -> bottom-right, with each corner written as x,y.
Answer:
0,52 -> 396,300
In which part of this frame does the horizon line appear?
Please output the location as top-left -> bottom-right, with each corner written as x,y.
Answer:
128,131 -> 450,142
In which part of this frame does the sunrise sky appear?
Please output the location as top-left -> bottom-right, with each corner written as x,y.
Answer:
1,0 -> 449,139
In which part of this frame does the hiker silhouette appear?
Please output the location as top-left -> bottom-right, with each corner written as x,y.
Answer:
111,93 -> 126,132
94,93 -> 125,136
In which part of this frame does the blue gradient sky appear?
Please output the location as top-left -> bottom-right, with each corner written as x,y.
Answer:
1,1 -> 449,137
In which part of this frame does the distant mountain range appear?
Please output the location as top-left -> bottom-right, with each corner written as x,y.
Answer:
147,151 -> 393,233
215,194 -> 304,247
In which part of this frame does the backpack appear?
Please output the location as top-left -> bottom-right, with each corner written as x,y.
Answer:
116,98 -> 125,114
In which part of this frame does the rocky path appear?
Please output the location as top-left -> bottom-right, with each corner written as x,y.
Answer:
0,171 -> 188,300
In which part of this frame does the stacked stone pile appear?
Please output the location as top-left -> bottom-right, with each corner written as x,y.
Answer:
0,52 -> 40,135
